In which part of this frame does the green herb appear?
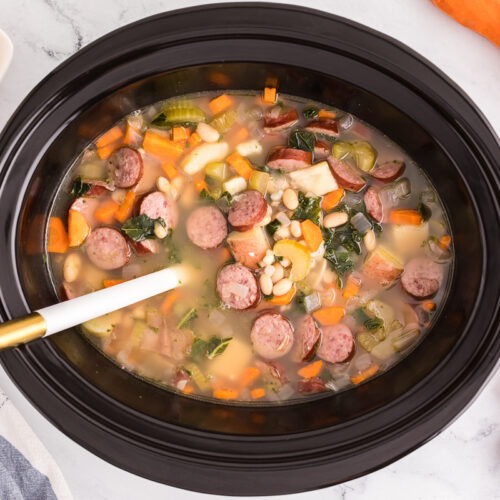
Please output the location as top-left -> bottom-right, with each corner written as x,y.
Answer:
364,317 -> 384,331
295,290 -> 307,312
207,336 -> 232,359
255,165 -> 270,173
417,202 -> 432,222
352,308 -> 371,325
161,228 -> 181,264
70,177 -> 91,197
199,188 -> 215,201
215,191 -> 233,214
288,129 -> 315,153
265,218 -> 281,236
324,249 -> 354,277
190,338 -> 208,361
121,214 -> 166,242
274,255 -> 283,262
322,225 -> 362,255
291,192 -> 321,225
302,105 -> 319,119
262,293 -> 274,301
318,368 -> 333,382
150,112 -> 196,129
177,307 -> 197,329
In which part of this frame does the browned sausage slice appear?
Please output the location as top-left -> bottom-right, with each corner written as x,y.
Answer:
327,157 -> 366,192
297,377 -> 327,394
85,181 -> 115,197
267,147 -> 312,172
263,109 -> 299,132
317,324 -> 354,363
305,118 -> 339,138
129,238 -> 161,256
370,160 -> 405,183
251,312 -> 294,359
364,187 -> 383,222
85,227 -> 131,270
401,257 -> 444,298
228,190 -> 268,231
216,263 -> 259,310
293,315 -> 321,362
186,205 -> 227,249
111,147 -> 144,188
314,140 -> 330,160
140,191 -> 178,230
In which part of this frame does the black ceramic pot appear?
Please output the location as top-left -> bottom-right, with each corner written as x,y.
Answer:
0,3 -> 498,496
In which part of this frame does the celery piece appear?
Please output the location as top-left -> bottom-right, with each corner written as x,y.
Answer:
209,109 -> 237,133
391,328 -> 419,352
357,332 -> 379,352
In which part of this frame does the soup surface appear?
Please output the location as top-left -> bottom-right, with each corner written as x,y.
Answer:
47,89 -> 453,402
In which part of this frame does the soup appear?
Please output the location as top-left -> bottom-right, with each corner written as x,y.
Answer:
47,89 -> 453,402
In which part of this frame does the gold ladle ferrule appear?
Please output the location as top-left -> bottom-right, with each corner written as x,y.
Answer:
0,313 -> 46,350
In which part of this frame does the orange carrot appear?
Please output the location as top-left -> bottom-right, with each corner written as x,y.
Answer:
389,209 -> 422,225
160,290 -> 180,314
194,178 -> 208,193
351,365 -> 379,385
47,217 -> 68,253
218,247 -> 231,265
95,126 -> 123,148
298,360 -> 323,379
422,300 -> 436,311
313,306 -> 345,325
439,235 -> 451,249
96,142 -> 121,160
300,220 -> 323,252
226,152 -> 253,180
263,87 -> 277,104
342,278 -> 359,300
114,190 -> 136,223
172,127 -> 190,143
268,285 -> 296,305
68,210 -> 90,247
250,388 -> 266,399
94,199 -> 119,224
161,160 -> 178,180
142,131 -> 184,159
103,279 -> 126,288
188,132 -> 202,148
240,366 -> 260,387
209,94 -> 234,115
318,109 -> 336,119
321,188 -> 344,211
233,127 -> 249,143
124,123 -> 140,146
182,384 -> 195,395
213,388 -> 239,400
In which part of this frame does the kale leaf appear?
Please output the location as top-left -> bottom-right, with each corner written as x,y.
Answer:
302,105 -> 319,119
190,336 -> 232,361
291,192 -> 321,225
265,218 -> 281,236
70,177 -> 91,197
288,129 -> 315,153
121,214 -> 166,242
177,307 -> 198,329
417,202 -> 432,222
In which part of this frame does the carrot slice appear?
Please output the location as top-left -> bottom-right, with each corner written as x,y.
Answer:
114,190 -> 136,223
124,123 -> 141,146
321,188 -> 344,211
213,388 -> 239,400
226,152 -> 253,180
268,285 -> 296,305
439,235 -> 451,249
209,94 -> 234,115
351,365 -> 379,385
68,209 -> 90,247
218,247 -> 231,265
422,300 -> 436,311
318,109 -> 336,119
240,366 -> 261,387
389,209 -> 422,225
94,199 -> 119,224
194,178 -> 208,193
188,132 -> 202,148
313,306 -> 345,325
182,384 -> 195,395
103,279 -> 126,288
142,131 -> 184,159
300,220 -> 323,252
160,290 -> 180,314
233,127 -> 249,143
250,388 -> 266,399
161,160 -> 178,180
263,87 -> 277,104
47,217 -> 68,253
96,141 -> 122,160
298,360 -> 323,379
95,126 -> 123,148
172,127 -> 190,143
342,278 -> 359,300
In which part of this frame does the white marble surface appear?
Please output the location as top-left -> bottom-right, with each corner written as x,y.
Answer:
0,1 -> 499,499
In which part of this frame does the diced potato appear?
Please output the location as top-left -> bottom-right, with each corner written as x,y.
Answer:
78,161 -> 107,180
288,161 -> 338,196
223,176 -> 247,195
273,239 -> 311,281
227,227 -> 270,269
236,139 -> 263,157
362,246 -> 403,285
391,222 -> 429,260
182,142 -> 229,175
82,310 -> 122,337
206,337 -> 253,381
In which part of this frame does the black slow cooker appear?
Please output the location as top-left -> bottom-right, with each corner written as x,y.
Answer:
0,3 -> 498,495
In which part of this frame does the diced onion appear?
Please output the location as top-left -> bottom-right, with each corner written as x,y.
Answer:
223,282 -> 249,298
275,211 -> 291,227
353,353 -> 372,371
351,212 -> 372,235
338,113 -> 354,130
304,291 -> 322,313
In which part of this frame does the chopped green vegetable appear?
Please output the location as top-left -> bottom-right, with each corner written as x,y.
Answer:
391,328 -> 419,352
357,332 -> 379,352
121,214 -> 165,242
302,105 -> 319,119
162,228 -> 182,264
291,192 -> 321,225
265,218 -> 281,236
70,177 -> 91,197
324,249 -> 354,278
333,141 -> 376,172
418,202 -> 432,222
364,317 -> 384,331
288,129 -> 315,153
199,188 -> 216,201
190,338 -> 208,361
215,191 -> 233,214
352,308 -> 371,325
184,362 -> 210,391
207,336 -> 232,359
209,109 -> 237,133
177,307 -> 198,329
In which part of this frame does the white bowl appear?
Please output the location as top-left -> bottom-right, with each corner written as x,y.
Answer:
0,29 -> 13,82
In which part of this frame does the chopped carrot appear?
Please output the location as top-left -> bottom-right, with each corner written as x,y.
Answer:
226,152 -> 253,180
182,384 -> 195,395
209,94 -> 234,115
300,220 -> 323,252
68,210 -> 90,247
268,285 -> 296,305
194,178 -> 208,193
160,290 -> 180,314
188,132 -> 202,148
142,131 -> 184,159
298,360 -> 323,379
95,126 -> 123,148
342,277 -> 359,300
114,190 -> 136,223
422,300 -> 436,312
94,199 -> 119,224
351,365 -> 379,385
161,160 -> 178,180
240,366 -> 261,387
263,87 -> 277,104
172,127 -> 190,143
103,279 -> 126,288
47,217 -> 68,253
439,235 -> 451,249
124,123 -> 140,146
218,247 -> 232,265
96,141 -> 121,160
213,388 -> 239,400
313,306 -> 345,325
250,388 -> 266,399
318,109 -> 336,119
389,209 -> 422,225
321,188 -> 344,211
233,127 -> 249,143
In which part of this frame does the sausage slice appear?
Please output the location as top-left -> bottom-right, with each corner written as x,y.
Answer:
251,312 -> 294,359
263,109 -> 299,132
267,147 -> 312,172
304,118 -> 339,138
111,147 -> 144,188
297,377 -> 327,394
314,140 -> 331,160
370,160 -> 405,183
85,227 -> 131,270
216,263 -> 259,310
186,205 -> 227,249
293,315 -> 321,362
327,157 -> 366,191
401,257 -> 444,298
129,238 -> 161,256
140,191 -> 179,230
363,187 -> 383,222
228,190 -> 268,231
317,324 -> 354,363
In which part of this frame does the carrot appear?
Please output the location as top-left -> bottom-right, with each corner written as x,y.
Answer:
439,235 -> 451,249
209,94 -> 234,115
422,300 -> 436,311
313,306 -> 345,325
213,388 -> 239,400
94,199 -> 119,224
95,126 -> 123,148
318,109 -> 336,119
172,127 -> 190,143
240,366 -> 260,387
124,123 -> 140,146
142,131 -> 184,159
389,209 -> 422,225
160,290 -> 180,314
218,247 -> 232,265
268,285 -> 296,305
103,279 -> 126,288
96,142 -> 121,160
47,217 -> 68,253
342,277 -> 359,300
114,190 -> 136,223
300,219 -> 323,252
263,87 -> 277,104
188,132 -> 202,148
250,388 -> 266,399
182,384 -> 195,395
226,152 -> 253,180
298,360 -> 323,379
233,127 -> 249,143
351,365 -> 379,385
68,210 -> 90,247
194,178 -> 208,193
161,160 -> 178,180
321,188 -> 344,211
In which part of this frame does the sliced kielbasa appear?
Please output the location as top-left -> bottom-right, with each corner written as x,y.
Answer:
327,157 -> 366,192
111,147 -> 143,188
228,190 -> 268,231
263,109 -> 299,132
251,312 -> 294,360
85,181 -> 115,197
129,238 -> 161,256
186,205 -> 227,249
293,315 -> 321,362
370,160 -> 405,183
401,257 -> 444,298
364,187 -> 383,222
317,324 -> 354,364
304,118 -> 339,138
69,197 -> 99,224
216,263 -> 259,310
85,227 -> 131,270
314,140 -> 330,160
140,191 -> 178,230
267,147 -> 312,172
297,377 -> 327,394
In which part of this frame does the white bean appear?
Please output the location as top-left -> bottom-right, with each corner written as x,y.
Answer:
63,253 -> 82,283
271,263 -> 284,283
290,220 -> 302,238
156,176 -> 170,193
274,225 -> 290,240
282,188 -> 299,210
364,229 -> 376,251
154,222 -> 167,239
259,274 -> 273,295
270,189 -> 283,202
264,265 -> 275,276
324,211 -> 349,228
280,257 -> 291,267
262,250 -> 275,266
196,122 -> 220,143
273,278 -> 292,296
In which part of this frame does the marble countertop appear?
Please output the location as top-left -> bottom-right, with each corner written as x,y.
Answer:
0,1 -> 499,499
